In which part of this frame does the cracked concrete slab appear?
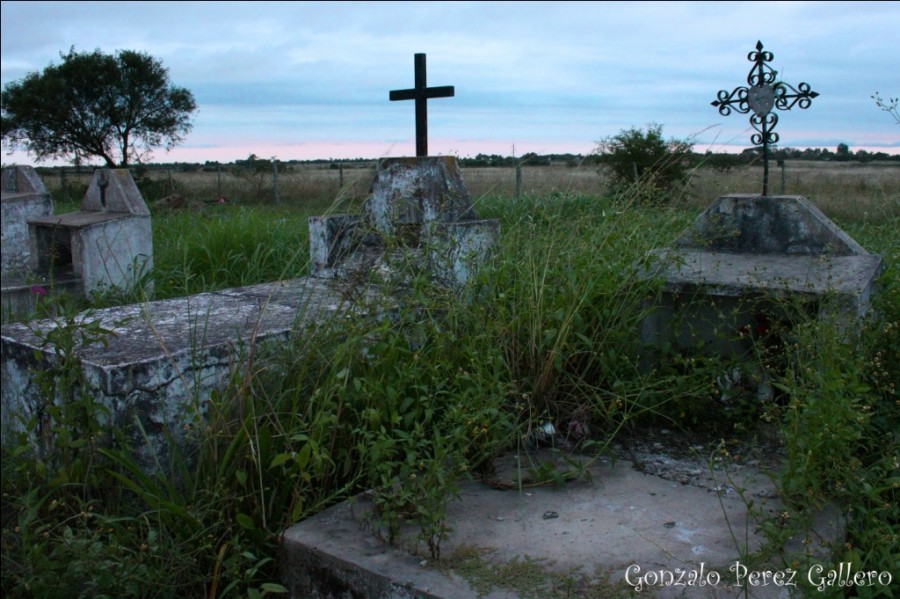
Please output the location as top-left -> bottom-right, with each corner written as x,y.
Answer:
282,451 -> 843,598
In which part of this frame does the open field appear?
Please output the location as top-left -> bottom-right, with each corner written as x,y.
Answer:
36,159 -> 900,224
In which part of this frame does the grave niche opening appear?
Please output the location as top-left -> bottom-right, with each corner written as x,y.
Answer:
32,223 -> 74,275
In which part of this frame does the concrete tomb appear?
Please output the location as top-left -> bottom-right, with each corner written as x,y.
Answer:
27,168 -> 154,297
1,166 -> 53,273
310,156 -> 499,290
1,157 -> 497,468
1,278 -> 384,466
1,168 -> 154,317
640,194 -> 883,366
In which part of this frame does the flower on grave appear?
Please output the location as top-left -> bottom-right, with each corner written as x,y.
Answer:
30,285 -> 47,296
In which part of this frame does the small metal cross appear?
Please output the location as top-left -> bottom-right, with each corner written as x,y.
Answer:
712,41 -> 818,196
389,53 -> 455,157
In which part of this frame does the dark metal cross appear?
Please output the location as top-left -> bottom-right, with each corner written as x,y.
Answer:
389,53 -> 455,157
712,41 -> 818,196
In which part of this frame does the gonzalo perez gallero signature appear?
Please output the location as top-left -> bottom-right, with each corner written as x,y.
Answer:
625,562 -> 893,593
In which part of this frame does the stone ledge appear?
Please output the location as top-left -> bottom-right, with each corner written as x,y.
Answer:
646,249 -> 883,307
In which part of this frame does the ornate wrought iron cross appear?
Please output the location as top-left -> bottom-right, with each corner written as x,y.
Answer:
389,53 -> 455,157
712,41 -> 818,195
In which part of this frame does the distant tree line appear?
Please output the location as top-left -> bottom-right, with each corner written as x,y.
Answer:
16,145 -> 899,178
734,144 -> 898,164
458,146 -> 899,169
459,153 -> 586,167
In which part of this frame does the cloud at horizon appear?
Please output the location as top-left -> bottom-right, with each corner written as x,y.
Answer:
2,1 -> 898,165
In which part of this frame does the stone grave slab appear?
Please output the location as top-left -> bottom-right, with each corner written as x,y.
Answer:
1,277 -> 385,468
282,450 -> 843,598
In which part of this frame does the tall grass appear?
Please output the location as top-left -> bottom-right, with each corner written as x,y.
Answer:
2,177 -> 897,596
150,205 -> 312,299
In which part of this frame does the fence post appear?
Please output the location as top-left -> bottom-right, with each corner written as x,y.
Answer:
167,169 -> 174,194
216,163 -> 222,198
273,161 -> 280,204
515,164 -> 522,200
778,159 -> 786,194
339,163 -> 344,188
60,169 -> 69,203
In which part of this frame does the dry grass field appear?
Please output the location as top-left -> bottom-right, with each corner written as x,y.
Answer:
39,159 -> 899,223
684,160 -> 900,221
467,160 -> 900,222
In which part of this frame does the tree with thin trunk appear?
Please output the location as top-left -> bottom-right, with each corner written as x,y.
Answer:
1,48 -> 196,167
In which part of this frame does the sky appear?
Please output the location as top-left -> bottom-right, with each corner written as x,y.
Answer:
1,1 -> 899,165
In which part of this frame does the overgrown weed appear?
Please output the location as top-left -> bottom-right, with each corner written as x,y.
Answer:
2,178 -> 897,596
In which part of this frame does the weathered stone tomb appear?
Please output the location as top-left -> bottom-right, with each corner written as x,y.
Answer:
1,166 -> 54,315
1,166 -> 53,274
310,156 -> 499,289
27,168 -> 154,297
640,194 -> 883,363
1,168 -> 154,317
1,157 -> 497,468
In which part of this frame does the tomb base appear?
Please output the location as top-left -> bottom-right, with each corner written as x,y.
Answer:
283,446 -> 844,599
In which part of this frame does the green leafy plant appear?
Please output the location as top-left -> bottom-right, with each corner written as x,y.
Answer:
25,297 -> 119,469
594,123 -> 694,203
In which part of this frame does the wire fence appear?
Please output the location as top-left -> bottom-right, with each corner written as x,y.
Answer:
45,162 -> 377,208
38,161 -> 612,208
28,159 -> 899,223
